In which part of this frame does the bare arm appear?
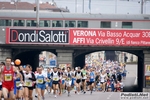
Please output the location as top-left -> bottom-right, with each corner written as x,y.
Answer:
13,66 -> 17,72
0,66 -> 4,74
20,73 -> 23,83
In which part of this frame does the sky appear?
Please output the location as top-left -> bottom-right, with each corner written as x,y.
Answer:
1,0 -> 150,14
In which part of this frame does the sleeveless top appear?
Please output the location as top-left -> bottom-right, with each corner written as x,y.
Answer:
2,66 -> 14,87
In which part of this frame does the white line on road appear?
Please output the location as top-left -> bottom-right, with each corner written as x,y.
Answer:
107,92 -> 113,99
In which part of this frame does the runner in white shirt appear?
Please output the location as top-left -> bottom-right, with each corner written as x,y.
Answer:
65,67 -> 72,96
35,66 -> 47,100
100,71 -> 107,92
51,67 -> 60,98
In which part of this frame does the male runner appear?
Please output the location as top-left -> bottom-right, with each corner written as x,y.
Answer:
0,57 -> 17,100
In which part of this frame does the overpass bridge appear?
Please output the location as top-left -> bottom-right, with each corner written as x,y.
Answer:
0,27 -> 150,92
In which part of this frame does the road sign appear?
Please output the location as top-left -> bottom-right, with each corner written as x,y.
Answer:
50,60 -> 56,67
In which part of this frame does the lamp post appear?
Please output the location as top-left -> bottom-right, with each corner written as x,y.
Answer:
115,0 -> 117,14
36,0 -> 40,27
82,0 -> 84,13
75,0 -> 77,13
140,0 -> 144,14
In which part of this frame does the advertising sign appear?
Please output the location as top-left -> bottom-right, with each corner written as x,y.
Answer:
6,28 -> 69,44
6,28 -> 150,46
69,29 -> 150,46
50,59 -> 56,67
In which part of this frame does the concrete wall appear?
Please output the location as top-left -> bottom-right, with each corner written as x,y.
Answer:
0,48 -> 12,63
56,49 -> 74,68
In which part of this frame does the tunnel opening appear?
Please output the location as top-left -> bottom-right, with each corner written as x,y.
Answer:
74,50 -> 144,92
39,51 -> 57,69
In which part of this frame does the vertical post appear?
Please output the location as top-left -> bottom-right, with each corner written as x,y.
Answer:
115,0 -> 117,14
82,0 -> 84,13
89,0 -> 91,13
141,0 -> 144,14
36,0 -> 40,27
75,0 -> 77,13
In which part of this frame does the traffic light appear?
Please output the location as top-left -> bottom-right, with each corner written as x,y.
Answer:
34,6 -> 36,11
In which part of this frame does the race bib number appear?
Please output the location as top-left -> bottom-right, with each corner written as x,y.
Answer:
47,79 -> 50,82
37,78 -> 43,84
66,82 -> 70,86
77,76 -> 80,79
54,78 -> 58,81
91,76 -> 94,79
4,74 -> 12,81
25,80 -> 32,87
67,78 -> 70,81
16,81 -> 20,87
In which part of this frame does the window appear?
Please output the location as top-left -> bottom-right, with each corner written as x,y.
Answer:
26,20 -> 36,27
0,19 -> 11,26
65,21 -> 76,27
40,20 -> 50,27
52,20 -> 63,27
77,21 -> 88,27
13,20 -> 24,26
101,21 -> 111,28
122,22 -> 132,28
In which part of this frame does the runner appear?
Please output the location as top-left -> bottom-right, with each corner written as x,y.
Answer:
46,67 -> 52,94
0,57 -> 17,100
89,68 -> 95,94
51,67 -> 60,98
100,71 -> 107,92
61,68 -> 66,94
23,64 -> 36,100
65,67 -> 72,96
81,66 -> 87,94
35,66 -> 47,100
75,67 -> 83,94
15,66 -> 23,100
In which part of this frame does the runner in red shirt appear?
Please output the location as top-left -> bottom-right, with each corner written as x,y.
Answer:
0,57 -> 17,100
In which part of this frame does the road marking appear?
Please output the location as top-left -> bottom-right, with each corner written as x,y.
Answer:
107,92 -> 113,99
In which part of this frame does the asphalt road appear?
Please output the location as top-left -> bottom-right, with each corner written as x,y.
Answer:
32,64 -> 150,100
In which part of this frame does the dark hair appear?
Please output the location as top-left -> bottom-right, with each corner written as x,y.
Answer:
67,67 -> 71,70
26,64 -> 32,69
1,62 -> 5,65
5,57 -> 12,61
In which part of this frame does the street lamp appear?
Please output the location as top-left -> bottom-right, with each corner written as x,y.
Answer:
36,0 -> 40,27
138,0 -> 149,14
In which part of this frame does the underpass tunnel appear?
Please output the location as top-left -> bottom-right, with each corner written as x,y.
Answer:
39,51 -> 57,67
13,51 -> 40,71
74,50 -> 144,92
74,54 -> 85,69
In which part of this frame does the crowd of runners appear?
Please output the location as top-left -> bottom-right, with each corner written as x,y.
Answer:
0,57 -> 127,100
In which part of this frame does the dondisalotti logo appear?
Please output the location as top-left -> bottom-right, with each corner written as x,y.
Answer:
9,29 -> 69,43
